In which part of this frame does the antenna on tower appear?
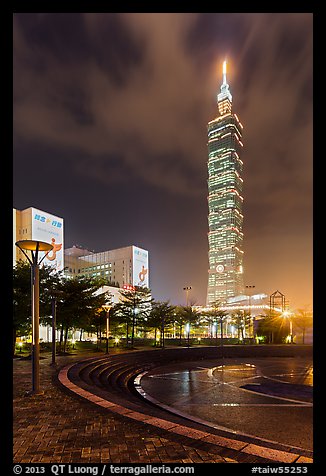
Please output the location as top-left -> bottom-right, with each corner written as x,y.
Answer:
222,60 -> 227,85
217,59 -> 232,104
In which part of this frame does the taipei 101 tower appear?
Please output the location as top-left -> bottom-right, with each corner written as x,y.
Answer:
206,61 -> 244,306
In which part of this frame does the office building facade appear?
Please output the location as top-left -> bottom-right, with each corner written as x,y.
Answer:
64,244 -> 149,289
206,61 -> 244,305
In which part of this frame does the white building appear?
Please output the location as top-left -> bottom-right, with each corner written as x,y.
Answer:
64,244 -> 149,289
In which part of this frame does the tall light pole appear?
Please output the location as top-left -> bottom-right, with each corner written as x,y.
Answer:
183,286 -> 192,306
183,287 -> 192,348
50,290 -> 64,366
103,304 -> 112,354
185,322 -> 190,348
51,295 -> 57,366
15,240 -> 53,395
245,285 -> 255,339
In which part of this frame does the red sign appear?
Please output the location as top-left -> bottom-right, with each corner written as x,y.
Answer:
122,284 -> 135,291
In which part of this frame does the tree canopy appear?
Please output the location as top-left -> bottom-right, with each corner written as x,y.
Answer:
12,260 -> 111,354
113,286 -> 153,346
148,301 -> 176,346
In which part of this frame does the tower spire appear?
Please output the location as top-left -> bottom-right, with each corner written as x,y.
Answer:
222,60 -> 227,86
217,59 -> 232,114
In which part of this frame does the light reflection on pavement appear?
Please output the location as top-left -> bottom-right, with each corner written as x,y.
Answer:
139,357 -> 313,451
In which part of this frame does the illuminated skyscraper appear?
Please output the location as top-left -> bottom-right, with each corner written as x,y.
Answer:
206,61 -> 244,305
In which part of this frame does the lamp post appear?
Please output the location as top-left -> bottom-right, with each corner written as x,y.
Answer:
50,290 -> 64,366
183,287 -> 192,347
103,304 -> 112,354
186,322 -> 190,348
15,240 -> 53,395
183,286 -> 192,306
245,285 -> 255,339
51,295 -> 57,366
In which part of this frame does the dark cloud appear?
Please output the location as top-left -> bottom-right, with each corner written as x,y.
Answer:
13,13 -> 312,310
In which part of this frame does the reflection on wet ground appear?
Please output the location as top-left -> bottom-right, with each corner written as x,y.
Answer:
212,361 -> 313,386
211,361 -> 313,402
139,357 -> 313,451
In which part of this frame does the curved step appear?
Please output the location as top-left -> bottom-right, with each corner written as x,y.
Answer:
58,348 -> 313,464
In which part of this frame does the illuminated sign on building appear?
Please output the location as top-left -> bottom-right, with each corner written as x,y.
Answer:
132,246 -> 149,288
123,284 -> 135,291
31,207 -> 64,271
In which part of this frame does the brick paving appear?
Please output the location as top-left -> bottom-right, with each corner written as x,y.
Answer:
13,351 -> 236,464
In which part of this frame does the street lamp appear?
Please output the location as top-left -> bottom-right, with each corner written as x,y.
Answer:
50,290 -> 64,367
183,286 -> 192,306
15,240 -> 53,395
103,304 -> 112,354
245,285 -> 255,340
185,322 -> 190,347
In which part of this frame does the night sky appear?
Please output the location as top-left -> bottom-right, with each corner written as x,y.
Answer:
13,13 -> 313,310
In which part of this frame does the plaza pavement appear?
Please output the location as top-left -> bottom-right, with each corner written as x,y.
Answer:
13,346 -> 313,465
13,348 -> 236,464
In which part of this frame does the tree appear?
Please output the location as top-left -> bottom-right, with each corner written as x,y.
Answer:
199,310 -> 215,338
256,310 -> 288,344
113,286 -> 153,346
206,301 -> 227,345
13,260 -> 60,356
54,275 -> 111,353
84,292 -> 114,350
231,309 -> 251,341
148,301 -> 176,347
292,308 -> 313,344
173,306 -> 187,342
176,305 -> 201,346
109,304 -> 129,340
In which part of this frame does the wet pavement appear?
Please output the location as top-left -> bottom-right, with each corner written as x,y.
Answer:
139,357 -> 313,451
13,352 -> 234,464
13,347 -> 314,465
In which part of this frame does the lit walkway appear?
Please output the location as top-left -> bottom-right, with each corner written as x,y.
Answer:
13,352 -> 233,464
13,346 -> 313,464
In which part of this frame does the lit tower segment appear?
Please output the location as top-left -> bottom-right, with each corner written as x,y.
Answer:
206,61 -> 244,305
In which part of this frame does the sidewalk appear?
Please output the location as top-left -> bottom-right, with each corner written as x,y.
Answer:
13,350 -> 236,464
